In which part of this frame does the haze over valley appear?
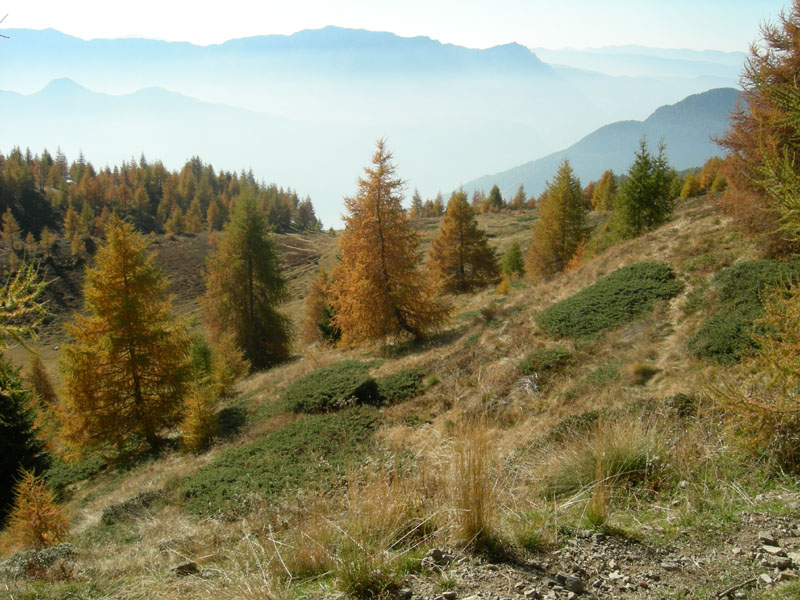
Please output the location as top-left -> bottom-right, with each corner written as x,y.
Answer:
1,26 -> 743,226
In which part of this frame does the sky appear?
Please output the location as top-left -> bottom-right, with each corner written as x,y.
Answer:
1,0 -> 791,52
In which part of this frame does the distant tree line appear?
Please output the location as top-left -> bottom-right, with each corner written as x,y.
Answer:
0,148 -> 322,267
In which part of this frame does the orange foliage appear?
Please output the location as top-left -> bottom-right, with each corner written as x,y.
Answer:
331,140 -> 450,344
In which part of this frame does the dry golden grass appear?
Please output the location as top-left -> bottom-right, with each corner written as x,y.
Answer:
10,196 -> 783,599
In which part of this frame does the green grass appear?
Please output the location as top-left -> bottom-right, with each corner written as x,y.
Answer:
282,361 -> 380,413
179,407 -> 380,517
688,259 -> 800,363
536,262 -> 683,339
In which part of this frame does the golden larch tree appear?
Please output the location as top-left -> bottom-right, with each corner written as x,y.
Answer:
331,140 -> 450,344
4,469 -> 69,551
717,0 -> 800,254
300,267 -> 340,345
526,159 -> 586,281
427,190 -> 499,293
60,218 -> 190,454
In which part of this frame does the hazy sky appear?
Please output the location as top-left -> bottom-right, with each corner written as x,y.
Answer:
2,0 -> 790,51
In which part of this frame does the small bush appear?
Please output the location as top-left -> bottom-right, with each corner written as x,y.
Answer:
630,363 -> 659,386
283,361 -> 380,413
688,259 -> 800,363
3,470 -> 69,551
665,393 -> 697,419
0,542 -> 77,580
536,262 -> 683,338
44,456 -> 106,499
376,369 -> 425,404
180,407 -> 380,517
543,410 -> 601,445
518,347 -> 570,377
180,385 -> 218,453
100,490 -> 163,526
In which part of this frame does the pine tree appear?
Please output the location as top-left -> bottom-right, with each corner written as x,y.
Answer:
501,240 -> 525,279
427,190 -> 499,293
59,218 -> 190,454
526,159 -> 586,281
330,140 -> 450,344
202,190 -> 292,369
487,185 -> 504,212
4,469 -> 68,550
0,358 -> 46,525
613,138 -> 676,238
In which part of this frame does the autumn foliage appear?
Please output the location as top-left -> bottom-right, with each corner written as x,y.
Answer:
331,141 -> 450,344
4,469 -> 68,551
427,190 -> 499,293
526,159 -> 586,281
717,0 -> 800,254
59,218 -> 190,454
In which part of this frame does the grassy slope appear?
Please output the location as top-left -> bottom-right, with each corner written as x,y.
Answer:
7,198 -> 800,599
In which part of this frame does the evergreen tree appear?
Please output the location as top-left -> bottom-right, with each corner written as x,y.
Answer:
501,240 -> 525,279
427,190 -> 499,293
202,190 -> 292,369
0,358 -> 46,525
60,218 -> 190,453
526,159 -> 586,280
487,185 -> 504,212
331,140 -> 450,344
613,138 -> 676,238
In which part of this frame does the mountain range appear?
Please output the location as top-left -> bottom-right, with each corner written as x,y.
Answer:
0,27 -> 744,225
464,87 -> 739,198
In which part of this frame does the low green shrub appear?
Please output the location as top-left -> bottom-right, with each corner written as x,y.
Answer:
544,410 -> 601,445
44,456 -> 106,499
688,259 -> 800,363
518,347 -> 570,377
376,369 -> 426,404
283,361 -> 380,413
536,262 -> 683,338
180,407 -> 380,517
100,490 -> 163,526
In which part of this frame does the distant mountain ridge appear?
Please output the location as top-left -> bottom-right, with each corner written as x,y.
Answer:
0,28 -> 742,225
463,87 -> 740,198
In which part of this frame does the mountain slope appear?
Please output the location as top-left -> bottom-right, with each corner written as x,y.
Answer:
464,87 -> 740,197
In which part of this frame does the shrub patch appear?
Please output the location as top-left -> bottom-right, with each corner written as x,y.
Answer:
688,259 -> 800,363
536,262 -> 683,338
179,407 -> 380,517
282,361 -> 380,413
